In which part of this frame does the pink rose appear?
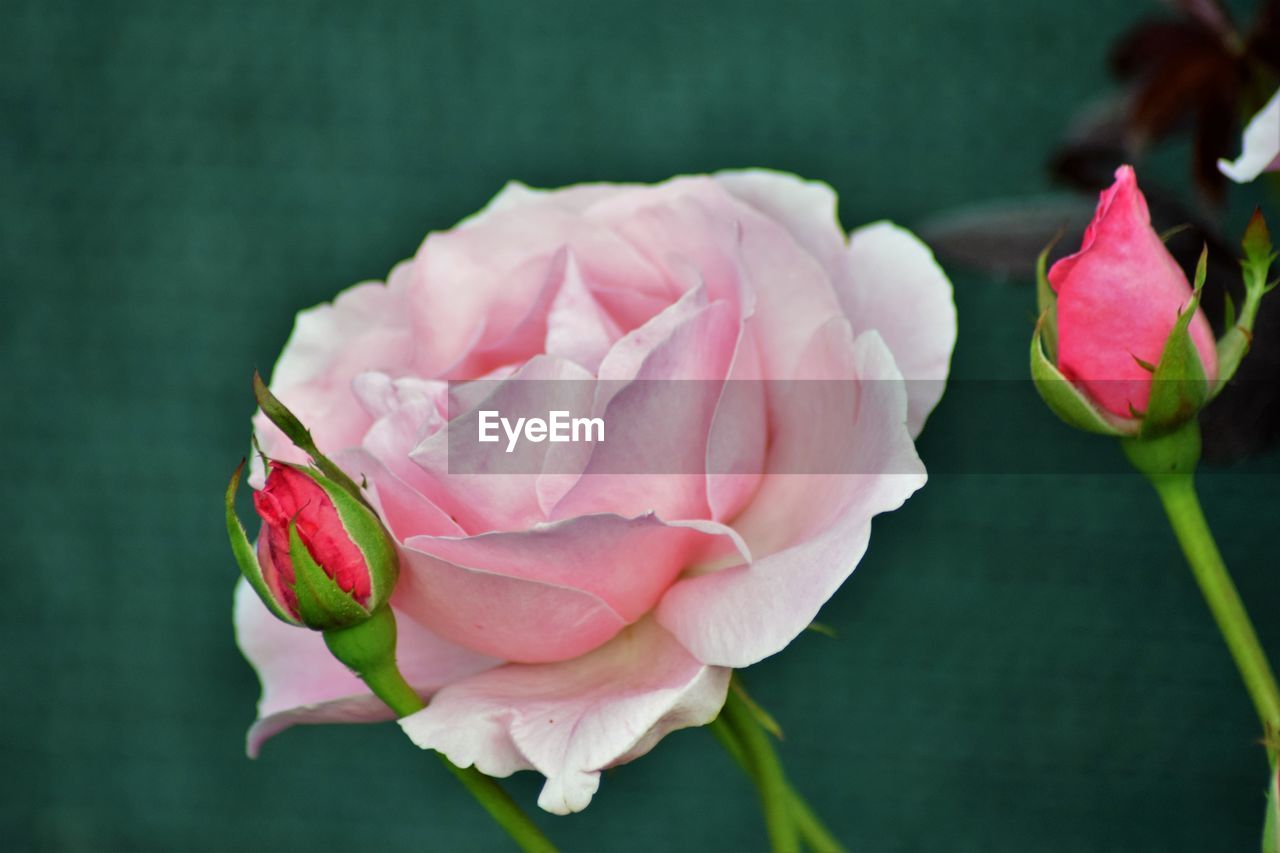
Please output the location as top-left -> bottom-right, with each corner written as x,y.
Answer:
1048,165 -> 1217,418
236,170 -> 955,813
1219,86 -> 1280,184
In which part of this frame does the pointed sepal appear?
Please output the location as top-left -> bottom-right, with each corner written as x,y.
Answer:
304,466 -> 400,610
1031,317 -> 1138,437
253,370 -> 369,506
225,460 -> 301,626
1141,247 -> 1210,437
1243,207 -> 1274,271
1035,235 -> 1061,360
1215,210 -> 1279,397
288,517 -> 371,631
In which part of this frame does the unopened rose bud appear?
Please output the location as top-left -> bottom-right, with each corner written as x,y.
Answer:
226,459 -> 398,631
1031,165 -> 1219,438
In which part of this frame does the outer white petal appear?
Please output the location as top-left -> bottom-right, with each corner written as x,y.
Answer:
1219,86 -> 1280,183
713,169 -> 847,275
397,618 -> 730,814
841,222 -> 956,436
713,169 -> 956,436
656,325 -> 926,667
233,580 -> 498,756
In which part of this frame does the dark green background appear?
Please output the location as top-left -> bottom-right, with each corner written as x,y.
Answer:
4,1 -> 1279,850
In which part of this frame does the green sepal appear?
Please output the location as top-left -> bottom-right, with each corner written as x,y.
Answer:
307,468 -> 401,609
253,370 -> 370,508
1031,317 -> 1137,437
225,460 -> 300,626
1140,248 -> 1209,437
288,517 -> 371,631
1243,208 -> 1274,270
1131,354 -> 1156,373
1035,235 -> 1060,360
1216,210 -> 1278,397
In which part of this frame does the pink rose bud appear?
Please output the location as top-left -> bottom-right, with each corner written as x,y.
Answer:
226,459 -> 398,631
1047,165 -> 1218,419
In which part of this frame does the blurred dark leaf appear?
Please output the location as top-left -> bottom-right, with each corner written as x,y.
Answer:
918,196 -> 1094,281
1053,1 -> 1269,202
1167,0 -> 1236,41
1049,95 -> 1135,189
1247,0 -> 1280,73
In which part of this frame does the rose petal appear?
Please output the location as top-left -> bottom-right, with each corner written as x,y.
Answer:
705,322 -> 766,523
656,324 -> 926,667
233,579 -> 499,756
396,512 -> 742,663
543,252 -> 623,373
839,222 -> 957,436
406,200 -> 668,376
713,169 -> 847,277
252,269 -> 415,484
1218,86 -> 1280,184
409,355 -> 596,532
547,292 -> 739,522
397,617 -> 731,815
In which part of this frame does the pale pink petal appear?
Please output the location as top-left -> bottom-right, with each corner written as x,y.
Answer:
713,169 -> 847,276
543,252 -> 623,373
335,448 -> 464,540
406,200 -> 667,376
656,325 -> 926,667
535,284 -> 712,516
548,295 -> 739,522
396,513 -> 741,663
705,322 -> 766,523
589,180 -> 745,308
234,579 -> 499,756
1219,86 -> 1280,183
252,268 -> 415,485
397,618 -> 731,814
410,356 -> 595,532
839,222 -> 956,436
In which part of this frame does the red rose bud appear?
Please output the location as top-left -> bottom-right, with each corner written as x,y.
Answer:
226,459 -> 398,631
1031,166 -> 1220,438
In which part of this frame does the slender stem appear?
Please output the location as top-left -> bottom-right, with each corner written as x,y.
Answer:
720,688 -> 802,853
326,610 -> 557,853
1149,473 -> 1280,758
359,660 -> 558,853
710,717 -> 845,853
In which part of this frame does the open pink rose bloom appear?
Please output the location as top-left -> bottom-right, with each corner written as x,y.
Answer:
237,171 -> 956,813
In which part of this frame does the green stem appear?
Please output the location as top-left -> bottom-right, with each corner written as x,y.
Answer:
325,609 -> 557,853
1147,473 -> 1280,758
1123,422 -> 1280,761
719,687 -> 802,853
711,717 -> 846,853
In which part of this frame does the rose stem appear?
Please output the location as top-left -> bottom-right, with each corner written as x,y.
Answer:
709,714 -> 845,853
327,609 -> 557,853
1146,472 -> 1280,760
717,684 -> 805,853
